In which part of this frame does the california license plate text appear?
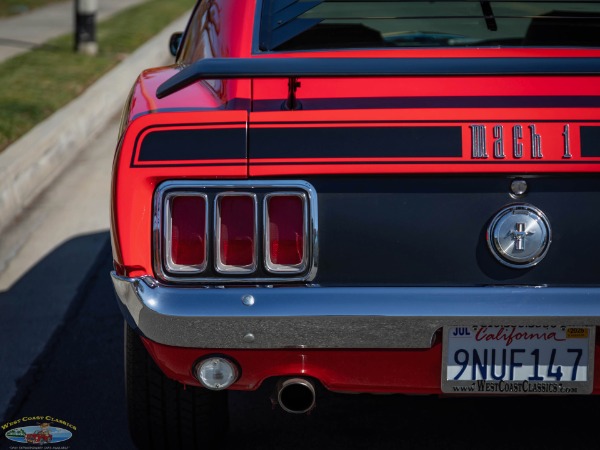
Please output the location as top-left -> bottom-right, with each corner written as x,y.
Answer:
442,326 -> 594,394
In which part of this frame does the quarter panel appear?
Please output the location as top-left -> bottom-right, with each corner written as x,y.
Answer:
111,110 -> 249,277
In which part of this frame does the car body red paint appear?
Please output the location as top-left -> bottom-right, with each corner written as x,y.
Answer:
111,1 -> 600,447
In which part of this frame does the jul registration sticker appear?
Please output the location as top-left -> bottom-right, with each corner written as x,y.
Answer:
441,326 -> 594,395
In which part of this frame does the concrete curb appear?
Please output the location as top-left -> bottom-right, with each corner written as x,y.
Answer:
0,12 -> 189,235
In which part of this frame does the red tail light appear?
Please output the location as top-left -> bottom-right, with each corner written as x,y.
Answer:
166,194 -> 207,272
216,194 -> 257,273
265,194 -> 306,272
156,181 -> 317,282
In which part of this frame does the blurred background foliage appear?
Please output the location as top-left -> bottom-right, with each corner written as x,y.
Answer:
0,0 -> 192,152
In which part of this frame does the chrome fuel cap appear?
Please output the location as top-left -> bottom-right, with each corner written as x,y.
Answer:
487,204 -> 551,269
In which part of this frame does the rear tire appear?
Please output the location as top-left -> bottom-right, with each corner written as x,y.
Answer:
124,323 -> 229,450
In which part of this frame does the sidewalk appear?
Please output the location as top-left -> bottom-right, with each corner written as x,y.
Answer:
0,3 -> 190,422
0,0 -> 149,63
0,1 -> 190,250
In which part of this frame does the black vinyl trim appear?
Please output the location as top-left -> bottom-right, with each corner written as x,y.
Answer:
250,126 -> 462,158
580,126 -> 600,157
307,175 -> 600,286
138,127 -> 246,162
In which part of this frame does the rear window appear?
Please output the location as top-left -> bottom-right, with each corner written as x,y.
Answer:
259,1 -> 600,51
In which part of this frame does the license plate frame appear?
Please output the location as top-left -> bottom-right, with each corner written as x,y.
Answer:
442,325 -> 595,395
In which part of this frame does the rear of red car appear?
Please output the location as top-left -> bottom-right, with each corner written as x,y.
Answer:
110,1 -> 600,448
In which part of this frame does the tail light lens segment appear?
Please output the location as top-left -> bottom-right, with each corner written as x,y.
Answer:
265,193 -> 307,273
215,193 -> 257,273
164,193 -> 207,273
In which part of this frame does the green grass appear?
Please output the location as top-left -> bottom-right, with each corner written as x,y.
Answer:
0,0 -> 65,17
0,0 -> 192,152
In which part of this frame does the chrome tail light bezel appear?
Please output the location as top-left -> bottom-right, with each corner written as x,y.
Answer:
153,180 -> 318,284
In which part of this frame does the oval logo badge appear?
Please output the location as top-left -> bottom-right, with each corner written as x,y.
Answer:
487,204 -> 551,268
5,424 -> 73,445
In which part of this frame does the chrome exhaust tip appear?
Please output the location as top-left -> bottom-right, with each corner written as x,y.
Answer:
276,377 -> 316,414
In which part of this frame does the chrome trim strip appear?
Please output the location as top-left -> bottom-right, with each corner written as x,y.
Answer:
112,272 -> 600,350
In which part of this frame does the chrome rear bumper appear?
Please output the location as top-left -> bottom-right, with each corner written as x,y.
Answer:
111,271 -> 600,349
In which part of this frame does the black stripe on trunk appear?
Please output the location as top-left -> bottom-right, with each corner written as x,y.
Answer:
250,126 -> 462,158
138,128 -> 246,161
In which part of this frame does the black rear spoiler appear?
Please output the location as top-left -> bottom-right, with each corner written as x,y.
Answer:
156,56 -> 600,103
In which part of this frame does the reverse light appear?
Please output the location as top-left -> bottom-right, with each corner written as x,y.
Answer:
165,194 -> 207,272
215,193 -> 257,273
265,193 -> 307,273
195,357 -> 239,390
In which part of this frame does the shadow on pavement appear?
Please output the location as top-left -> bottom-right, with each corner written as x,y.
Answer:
0,231 -> 135,450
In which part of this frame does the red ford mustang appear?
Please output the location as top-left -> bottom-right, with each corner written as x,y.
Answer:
110,1 -> 600,448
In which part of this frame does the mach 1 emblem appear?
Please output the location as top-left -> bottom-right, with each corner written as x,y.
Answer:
470,124 -> 572,159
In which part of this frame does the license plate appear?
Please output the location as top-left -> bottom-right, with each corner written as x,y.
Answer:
442,326 -> 594,395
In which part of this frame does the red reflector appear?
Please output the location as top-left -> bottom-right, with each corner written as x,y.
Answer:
267,195 -> 304,267
218,195 -> 255,268
170,196 -> 206,268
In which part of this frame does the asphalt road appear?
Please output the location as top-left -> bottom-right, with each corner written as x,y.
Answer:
2,244 -> 599,449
